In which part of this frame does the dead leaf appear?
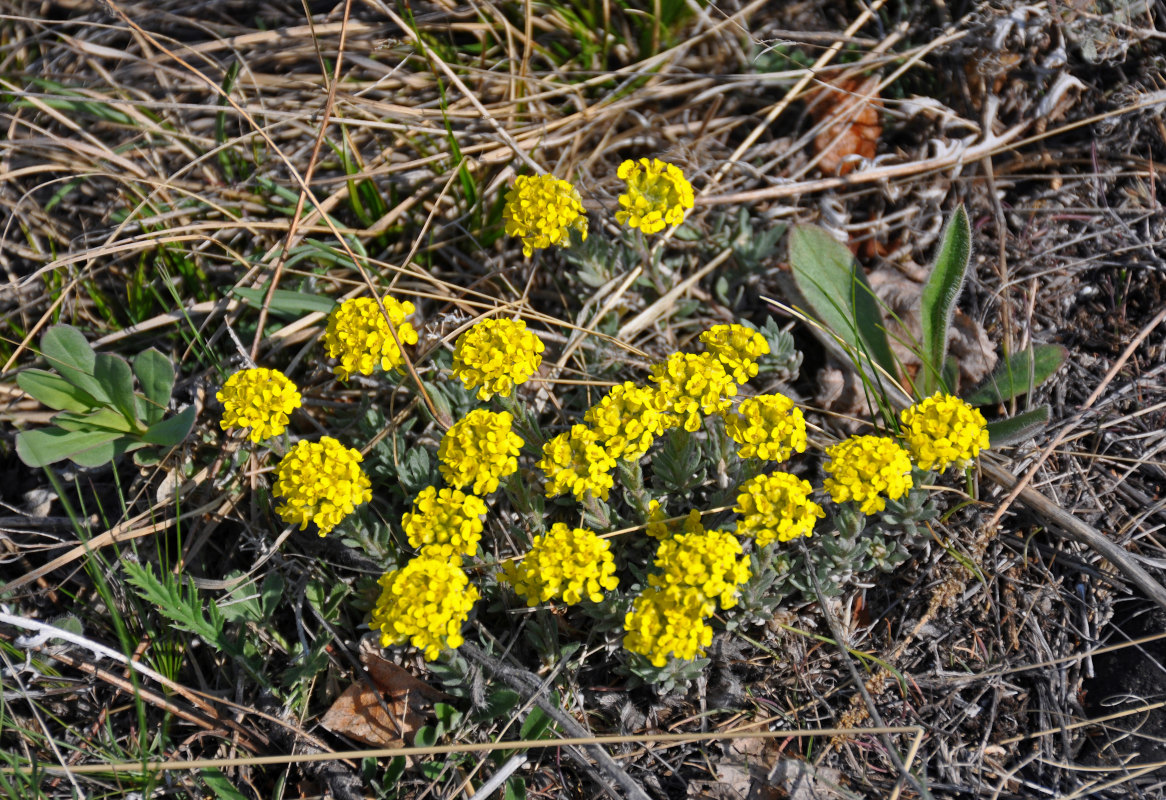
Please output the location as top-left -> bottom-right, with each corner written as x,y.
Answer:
320,642 -> 449,747
689,738 -> 859,800
810,76 -> 882,175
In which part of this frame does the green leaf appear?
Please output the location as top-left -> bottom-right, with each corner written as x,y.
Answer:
985,405 -> 1050,447
54,407 -> 138,433
788,225 -> 897,378
15,426 -> 123,468
471,688 -> 520,723
94,353 -> 138,425
519,706 -> 553,741
963,345 -> 1068,406
141,405 -> 196,447
200,769 -> 249,800
260,573 -> 285,619
40,324 -> 110,404
231,286 -> 337,315
414,725 -> 437,748
920,205 -> 971,395
17,369 -> 99,412
504,776 -> 527,800
133,349 -> 174,425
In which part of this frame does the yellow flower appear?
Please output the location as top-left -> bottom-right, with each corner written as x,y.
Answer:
823,435 -> 914,515
501,522 -> 619,606
623,586 -> 713,667
649,529 -> 751,611
615,158 -> 695,234
645,500 -> 705,541
900,393 -> 990,472
217,367 -> 301,443
401,486 -> 488,562
273,437 -> 372,535
735,472 -> 825,546
584,382 -> 672,462
503,174 -> 588,257
699,324 -> 770,383
371,557 -> 480,661
537,424 -> 617,502
324,295 -> 419,380
649,352 -> 737,433
724,394 -> 807,462
438,409 -> 523,495
452,318 -> 545,400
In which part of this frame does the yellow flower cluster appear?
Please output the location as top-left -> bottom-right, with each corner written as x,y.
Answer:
699,324 -> 770,383
437,409 -> 523,495
323,295 -> 418,381
273,437 -> 372,536
623,586 -> 714,667
503,174 -> 589,257
401,486 -> 488,562
735,472 -> 824,546
217,367 -> 301,443
371,557 -> 480,661
823,435 -> 913,515
502,522 -> 619,606
645,501 -> 705,541
537,424 -> 617,502
900,393 -> 989,472
615,158 -> 695,234
452,318 -> 545,400
584,381 -> 672,462
724,394 -> 807,462
649,529 -> 751,611
650,352 -> 738,433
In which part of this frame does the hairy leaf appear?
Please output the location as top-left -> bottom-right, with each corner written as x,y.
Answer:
17,369 -> 99,413
964,345 -> 1067,406
985,405 -> 1050,446
16,427 -> 123,468
920,205 -> 971,394
133,349 -> 174,425
40,324 -> 110,404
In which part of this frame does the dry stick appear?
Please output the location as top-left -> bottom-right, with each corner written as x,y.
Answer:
985,303 -> 1166,532
459,642 -> 652,800
801,541 -> 934,800
980,459 -> 1166,612
250,0 -> 355,362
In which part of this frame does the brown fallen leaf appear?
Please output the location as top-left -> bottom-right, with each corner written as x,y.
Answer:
810,75 -> 882,176
320,641 -> 450,747
689,737 -> 859,800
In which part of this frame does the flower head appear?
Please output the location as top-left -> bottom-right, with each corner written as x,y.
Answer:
371,557 -> 480,661
900,393 -> 990,472
724,394 -> 807,462
273,437 -> 372,535
615,158 -> 695,234
699,324 -> 770,383
649,352 -> 738,433
645,501 -> 705,541
452,318 -> 545,400
735,472 -> 825,546
584,381 -> 672,462
438,409 -> 523,495
649,529 -> 751,611
623,586 -> 713,667
503,174 -> 588,257
823,435 -> 914,515
537,424 -> 617,502
217,367 -> 301,443
324,295 -> 418,381
502,522 -> 619,606
401,486 -> 488,561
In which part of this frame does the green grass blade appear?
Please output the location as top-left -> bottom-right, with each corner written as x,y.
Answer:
920,205 -> 971,395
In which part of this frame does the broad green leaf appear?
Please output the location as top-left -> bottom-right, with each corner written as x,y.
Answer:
920,205 -> 971,395
985,405 -> 1050,446
520,705 -> 553,741
133,349 -> 174,425
231,286 -> 337,315
141,405 -> 196,447
40,324 -> 110,404
94,353 -> 138,425
200,769 -> 249,800
15,426 -> 122,468
17,369 -> 99,413
504,776 -> 527,800
963,345 -> 1067,406
788,225 -> 897,378
54,407 -> 138,433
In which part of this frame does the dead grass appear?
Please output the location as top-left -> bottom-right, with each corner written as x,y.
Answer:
2,0 -> 1166,798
